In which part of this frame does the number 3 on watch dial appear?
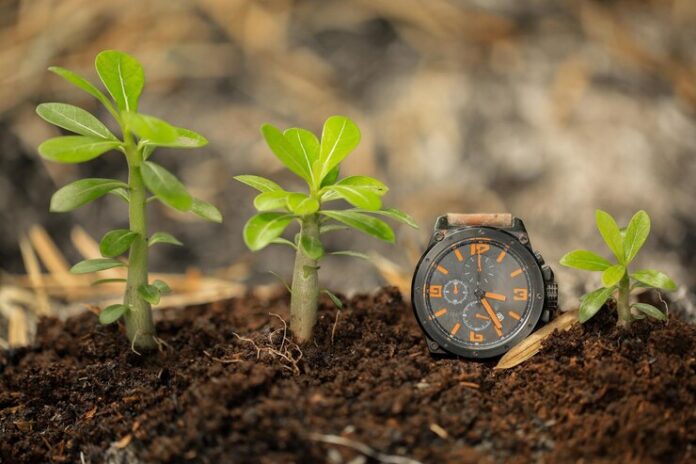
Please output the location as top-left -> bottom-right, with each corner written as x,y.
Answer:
412,227 -> 546,359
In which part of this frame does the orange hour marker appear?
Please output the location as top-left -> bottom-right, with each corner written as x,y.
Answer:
451,323 -> 461,335
429,285 -> 443,298
496,249 -> 507,263
510,268 -> 523,278
509,311 -> 521,320
513,288 -> 529,301
484,292 -> 507,302
436,265 -> 449,275
454,249 -> 464,262
470,331 -> 484,342
434,308 -> 448,318
474,313 -> 490,321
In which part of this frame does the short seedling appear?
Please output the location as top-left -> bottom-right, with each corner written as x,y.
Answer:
236,116 -> 417,342
560,210 -> 676,327
37,50 -> 222,351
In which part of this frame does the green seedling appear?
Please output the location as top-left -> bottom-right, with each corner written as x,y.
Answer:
37,50 -> 222,351
560,210 -> 676,327
236,116 -> 417,342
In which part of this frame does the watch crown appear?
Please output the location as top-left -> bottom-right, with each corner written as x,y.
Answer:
533,251 -> 545,264
545,282 -> 558,311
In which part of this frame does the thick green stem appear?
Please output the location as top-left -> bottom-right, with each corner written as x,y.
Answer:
123,137 -> 157,350
616,274 -> 632,328
290,214 -> 320,343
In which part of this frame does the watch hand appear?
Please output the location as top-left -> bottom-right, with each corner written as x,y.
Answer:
481,298 -> 502,330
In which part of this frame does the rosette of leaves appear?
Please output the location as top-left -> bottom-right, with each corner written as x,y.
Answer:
560,210 -> 676,327
236,116 -> 417,342
36,50 -> 222,351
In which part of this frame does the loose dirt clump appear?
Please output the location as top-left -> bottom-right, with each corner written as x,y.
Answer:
1,287 -> 695,463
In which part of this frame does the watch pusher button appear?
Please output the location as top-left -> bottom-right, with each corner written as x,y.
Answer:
533,251 -> 545,264
541,264 -> 554,281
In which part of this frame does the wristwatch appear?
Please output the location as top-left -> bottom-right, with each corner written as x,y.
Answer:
411,213 -> 558,359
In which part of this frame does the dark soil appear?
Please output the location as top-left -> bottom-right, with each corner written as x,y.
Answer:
1,287 -> 695,463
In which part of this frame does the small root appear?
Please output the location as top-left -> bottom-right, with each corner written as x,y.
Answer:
153,336 -> 170,352
203,350 -> 241,364
309,433 -> 423,464
130,334 -> 142,357
233,332 -> 261,359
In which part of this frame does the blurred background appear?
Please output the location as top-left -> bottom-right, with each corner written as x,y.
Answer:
1,0 -> 695,344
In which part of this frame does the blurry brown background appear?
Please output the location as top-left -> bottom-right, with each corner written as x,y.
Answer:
1,0 -> 695,316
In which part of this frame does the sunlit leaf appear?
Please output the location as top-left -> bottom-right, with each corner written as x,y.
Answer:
261,124 -> 312,183
190,198 -> 223,223
141,161 -> 192,212
243,213 -> 294,251
99,229 -> 138,258
299,232 -> 324,260
234,175 -> 283,193
623,210 -> 650,264
138,284 -> 161,305
48,66 -> 117,116
630,269 -> 677,291
39,136 -> 121,163
95,50 -> 144,112
321,210 -> 395,243
36,103 -> 116,140
596,210 -> 625,263
284,127 -> 319,186
50,178 -> 128,212
579,286 -> 615,323
286,193 -> 320,215
632,303 -> 667,321
99,304 -> 129,325
123,112 -> 177,144
560,250 -> 613,271
71,258 -> 125,274
254,191 -> 290,211
601,264 -> 625,287
152,279 -> 172,295
148,232 -> 183,247
317,115 -> 361,182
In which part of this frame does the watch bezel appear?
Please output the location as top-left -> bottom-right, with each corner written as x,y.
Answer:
411,227 -> 545,359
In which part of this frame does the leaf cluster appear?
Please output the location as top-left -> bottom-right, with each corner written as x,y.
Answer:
560,210 -> 676,323
236,116 -> 417,261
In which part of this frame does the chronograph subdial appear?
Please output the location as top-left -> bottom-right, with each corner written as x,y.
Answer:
463,254 -> 496,286
443,279 -> 468,304
462,301 -> 493,331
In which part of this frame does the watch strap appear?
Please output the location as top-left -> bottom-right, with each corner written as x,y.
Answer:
445,213 -> 513,228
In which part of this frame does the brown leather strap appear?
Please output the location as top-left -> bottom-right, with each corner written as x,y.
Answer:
446,213 -> 513,228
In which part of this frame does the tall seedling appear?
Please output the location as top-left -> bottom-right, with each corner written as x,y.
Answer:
237,116 -> 417,342
37,51 -> 222,351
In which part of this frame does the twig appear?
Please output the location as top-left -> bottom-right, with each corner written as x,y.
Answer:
308,433 -> 423,464
331,310 -> 341,345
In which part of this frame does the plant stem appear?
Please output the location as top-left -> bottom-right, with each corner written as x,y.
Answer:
290,214 -> 320,343
123,136 -> 157,350
616,274 -> 632,328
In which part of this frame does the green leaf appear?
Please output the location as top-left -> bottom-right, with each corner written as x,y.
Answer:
271,238 -> 298,250
95,50 -> 144,112
152,279 -> 172,295
579,286 -> 615,323
48,66 -> 117,117
286,193 -> 320,215
190,198 -> 223,223
36,103 -> 116,140
317,116 -> 361,182
320,166 -> 340,187
99,229 -> 138,258
596,210 -> 625,263
330,250 -> 370,261
141,161 -> 192,212
623,210 -> 650,264
234,175 -> 283,193
123,112 -> 177,144
148,232 -> 183,247
91,278 -> 127,286
71,258 -> 125,274
327,185 -> 381,210
99,304 -> 129,325
243,213 -> 294,251
336,176 -> 388,195
284,127 -> 319,186
50,178 -> 128,212
299,233 -> 324,260
322,289 -> 344,309
267,270 -> 292,293
320,224 -> 349,234
632,303 -> 667,321
601,264 -> 626,287
321,210 -> 395,243
109,187 -> 130,203
261,124 -> 313,184
560,250 -> 613,271
630,269 -> 677,291
138,284 -> 161,305
166,127 -> 208,148
356,208 -> 419,229
254,191 -> 290,211
38,136 -> 121,163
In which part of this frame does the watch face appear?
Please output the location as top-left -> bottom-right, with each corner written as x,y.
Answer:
412,227 -> 544,359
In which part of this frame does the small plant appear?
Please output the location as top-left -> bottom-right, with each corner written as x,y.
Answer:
560,210 -> 676,327
37,50 -> 222,351
236,116 -> 417,342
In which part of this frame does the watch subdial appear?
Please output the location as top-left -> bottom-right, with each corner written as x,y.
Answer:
462,301 -> 492,332
463,255 -> 496,286
443,279 -> 468,305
